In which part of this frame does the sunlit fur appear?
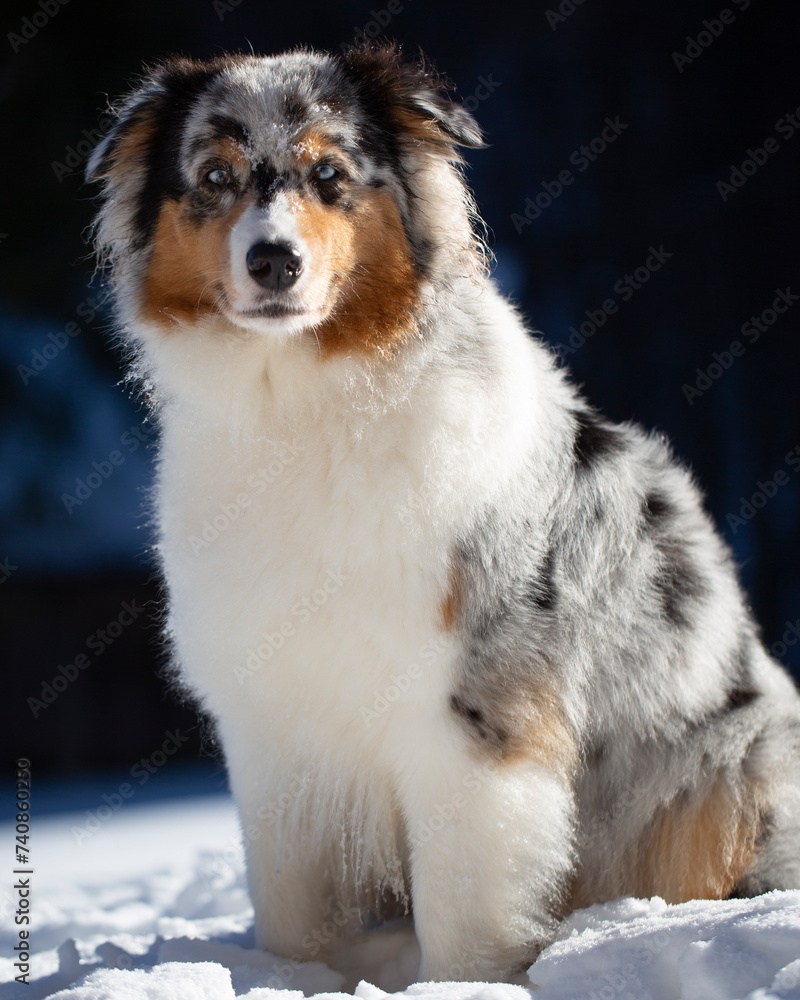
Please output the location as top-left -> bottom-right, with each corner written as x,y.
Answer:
87,44 -> 800,985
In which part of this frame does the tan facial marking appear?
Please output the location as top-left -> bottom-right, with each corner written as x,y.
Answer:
210,135 -> 251,174
141,195 -> 250,326
300,187 -> 420,358
291,128 -> 334,168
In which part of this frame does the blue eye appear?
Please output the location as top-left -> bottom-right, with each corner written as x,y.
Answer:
206,167 -> 232,187
314,164 -> 337,181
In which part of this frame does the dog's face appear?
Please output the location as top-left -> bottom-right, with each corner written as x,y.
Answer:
88,47 -> 483,356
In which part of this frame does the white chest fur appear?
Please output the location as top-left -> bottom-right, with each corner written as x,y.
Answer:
146,288 -> 545,760
155,368 -> 473,771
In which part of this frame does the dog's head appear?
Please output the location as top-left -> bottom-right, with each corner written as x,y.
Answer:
87,45 -> 484,357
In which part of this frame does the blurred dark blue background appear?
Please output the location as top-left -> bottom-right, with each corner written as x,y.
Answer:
2,0 -> 799,806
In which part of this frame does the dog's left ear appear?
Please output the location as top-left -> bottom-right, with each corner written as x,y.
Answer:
406,87 -> 485,149
339,43 -> 485,150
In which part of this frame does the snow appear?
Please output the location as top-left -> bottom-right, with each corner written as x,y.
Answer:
2,795 -> 800,1000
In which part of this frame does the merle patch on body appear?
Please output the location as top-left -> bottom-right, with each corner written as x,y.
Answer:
450,693 -> 511,752
524,548 -> 558,612
643,490 -> 674,524
572,410 -> 626,470
652,536 -> 707,628
726,686 -> 760,711
722,636 -> 761,712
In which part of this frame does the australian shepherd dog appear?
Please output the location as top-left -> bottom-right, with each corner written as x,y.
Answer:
87,44 -> 800,984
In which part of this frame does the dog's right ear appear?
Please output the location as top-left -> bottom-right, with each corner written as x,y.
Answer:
85,82 -> 161,186
86,58 -> 232,258
86,57 -> 216,186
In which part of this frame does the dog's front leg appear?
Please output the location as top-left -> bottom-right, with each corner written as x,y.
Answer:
224,752 -> 343,970
405,755 -> 575,983
238,810 -> 335,965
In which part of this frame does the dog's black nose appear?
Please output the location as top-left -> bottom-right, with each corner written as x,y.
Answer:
246,242 -> 303,290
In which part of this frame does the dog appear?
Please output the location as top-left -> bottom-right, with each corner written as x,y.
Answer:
86,43 -> 800,984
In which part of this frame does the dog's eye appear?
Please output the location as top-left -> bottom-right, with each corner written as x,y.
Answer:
313,164 -> 337,181
206,167 -> 232,187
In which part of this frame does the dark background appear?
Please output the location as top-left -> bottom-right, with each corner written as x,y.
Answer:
2,0 -> 799,815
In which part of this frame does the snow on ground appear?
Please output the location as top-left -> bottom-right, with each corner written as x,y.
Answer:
2,794 -> 800,1000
